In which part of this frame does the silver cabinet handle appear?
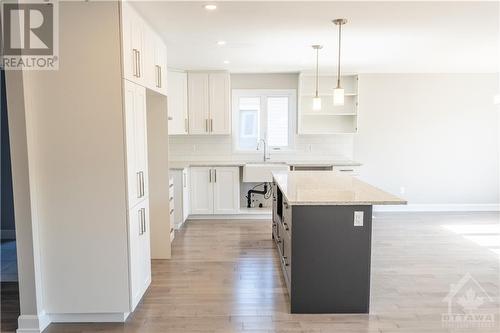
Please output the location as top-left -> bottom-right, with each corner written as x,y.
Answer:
210,119 -> 213,132
208,169 -> 212,183
136,172 -> 141,198
132,49 -> 138,77
170,208 -> 174,215
339,169 -> 354,172
137,51 -> 141,78
142,208 -> 146,233
183,173 -> 186,187
138,171 -> 145,198
158,66 -> 162,88
205,119 -> 209,132
138,208 -> 143,235
214,169 -> 217,183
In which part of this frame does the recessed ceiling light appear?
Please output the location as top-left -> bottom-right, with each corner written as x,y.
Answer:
217,40 -> 226,46
223,60 -> 230,64
204,4 -> 217,11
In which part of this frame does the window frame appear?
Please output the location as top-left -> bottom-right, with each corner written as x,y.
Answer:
232,89 -> 297,154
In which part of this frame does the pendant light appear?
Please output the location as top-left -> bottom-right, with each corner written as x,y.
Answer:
333,18 -> 347,106
312,45 -> 323,111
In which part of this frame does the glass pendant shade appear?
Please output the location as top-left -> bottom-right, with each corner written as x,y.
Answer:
333,88 -> 344,106
312,96 -> 322,110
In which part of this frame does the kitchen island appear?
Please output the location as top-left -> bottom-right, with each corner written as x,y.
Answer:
272,171 -> 406,314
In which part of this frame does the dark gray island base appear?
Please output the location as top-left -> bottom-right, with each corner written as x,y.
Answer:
271,172 -> 406,314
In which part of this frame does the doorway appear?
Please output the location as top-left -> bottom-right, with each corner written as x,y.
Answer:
1,69 -> 20,332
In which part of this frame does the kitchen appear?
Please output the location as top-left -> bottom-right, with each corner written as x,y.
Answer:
1,1 -> 499,333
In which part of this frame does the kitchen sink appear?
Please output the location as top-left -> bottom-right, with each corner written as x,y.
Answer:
243,163 -> 290,183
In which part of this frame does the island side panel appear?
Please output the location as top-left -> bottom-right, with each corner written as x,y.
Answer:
291,205 -> 373,313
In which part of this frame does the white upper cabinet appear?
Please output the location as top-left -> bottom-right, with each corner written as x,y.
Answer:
154,38 -> 168,95
187,72 -> 231,135
121,2 -> 167,95
188,73 -> 210,134
167,70 -> 188,135
121,1 -> 145,86
209,73 -> 231,135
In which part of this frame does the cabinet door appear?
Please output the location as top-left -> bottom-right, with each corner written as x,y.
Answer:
140,199 -> 152,295
128,199 -> 150,311
189,167 -> 213,214
213,167 -> 240,214
170,170 -> 183,228
134,84 -> 149,199
209,73 -> 231,135
187,73 -> 210,134
124,81 -> 148,208
124,80 -> 140,208
167,70 -> 188,135
182,168 -> 190,222
121,2 -> 144,85
143,25 -> 156,91
155,39 -> 168,95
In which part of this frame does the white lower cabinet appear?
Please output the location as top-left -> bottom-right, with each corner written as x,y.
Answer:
190,167 -> 240,215
170,168 -> 190,228
128,198 -> 151,311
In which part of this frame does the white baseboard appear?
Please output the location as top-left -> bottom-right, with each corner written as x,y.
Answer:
17,313 -> 50,333
188,213 -> 271,220
16,312 -> 129,332
1,229 -> 16,240
49,312 -> 129,323
374,204 -> 500,213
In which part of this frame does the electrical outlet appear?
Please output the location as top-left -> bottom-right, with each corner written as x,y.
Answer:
354,211 -> 364,227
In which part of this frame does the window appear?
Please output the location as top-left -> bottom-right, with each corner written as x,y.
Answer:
232,90 -> 296,152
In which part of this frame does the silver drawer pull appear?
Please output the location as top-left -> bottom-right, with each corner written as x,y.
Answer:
170,209 -> 174,215
339,169 -> 354,172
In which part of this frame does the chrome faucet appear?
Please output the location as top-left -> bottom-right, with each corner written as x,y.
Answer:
257,139 -> 269,162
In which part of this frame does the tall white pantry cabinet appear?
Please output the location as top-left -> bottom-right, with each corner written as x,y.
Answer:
15,2 -> 170,324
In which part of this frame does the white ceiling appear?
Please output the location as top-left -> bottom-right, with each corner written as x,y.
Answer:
134,1 -> 499,73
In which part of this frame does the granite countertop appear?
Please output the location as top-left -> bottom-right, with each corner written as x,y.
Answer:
169,160 -> 361,170
272,171 -> 407,206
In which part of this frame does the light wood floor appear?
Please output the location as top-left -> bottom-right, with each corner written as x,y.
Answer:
42,213 -> 500,332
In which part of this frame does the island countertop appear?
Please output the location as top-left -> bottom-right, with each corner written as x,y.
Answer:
272,171 -> 407,206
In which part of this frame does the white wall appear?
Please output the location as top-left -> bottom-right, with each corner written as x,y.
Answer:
169,73 -> 355,162
355,74 -> 499,208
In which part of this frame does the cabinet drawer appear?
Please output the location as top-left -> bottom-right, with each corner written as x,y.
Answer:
283,232 -> 292,282
169,195 -> 175,211
333,166 -> 360,176
282,199 -> 292,234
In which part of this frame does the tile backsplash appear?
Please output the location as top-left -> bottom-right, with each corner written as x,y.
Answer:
169,134 -> 354,162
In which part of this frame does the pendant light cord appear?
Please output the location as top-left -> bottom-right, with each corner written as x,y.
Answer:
315,48 -> 319,97
337,22 -> 342,88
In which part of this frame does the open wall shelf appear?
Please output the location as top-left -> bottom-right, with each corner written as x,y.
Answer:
298,73 -> 359,134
